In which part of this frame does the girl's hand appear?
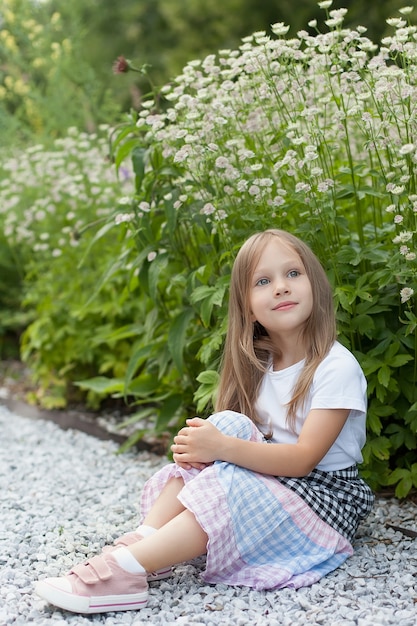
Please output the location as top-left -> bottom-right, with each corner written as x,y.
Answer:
171,417 -> 223,469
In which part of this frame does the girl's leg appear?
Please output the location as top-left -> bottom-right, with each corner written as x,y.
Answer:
128,509 -> 208,572
141,476 -> 186,528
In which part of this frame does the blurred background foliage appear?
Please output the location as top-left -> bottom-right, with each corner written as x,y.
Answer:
0,0 -> 410,146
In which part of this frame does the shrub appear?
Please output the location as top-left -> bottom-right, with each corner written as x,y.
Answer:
83,2 -> 416,496
0,126 -> 137,408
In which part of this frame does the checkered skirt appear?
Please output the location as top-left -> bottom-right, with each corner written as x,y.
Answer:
140,411 -> 374,591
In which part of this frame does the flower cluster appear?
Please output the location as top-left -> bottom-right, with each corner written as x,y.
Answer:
0,126 -> 133,258
126,1 -> 416,304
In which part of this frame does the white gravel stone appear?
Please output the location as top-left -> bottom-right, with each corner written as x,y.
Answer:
0,404 -> 416,625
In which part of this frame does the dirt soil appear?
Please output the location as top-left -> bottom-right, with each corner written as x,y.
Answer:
0,360 -> 168,455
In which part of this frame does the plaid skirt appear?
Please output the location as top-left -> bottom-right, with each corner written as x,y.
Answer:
277,465 -> 374,543
140,410 -> 374,591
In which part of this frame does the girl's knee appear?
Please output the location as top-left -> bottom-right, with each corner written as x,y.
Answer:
208,410 -> 262,441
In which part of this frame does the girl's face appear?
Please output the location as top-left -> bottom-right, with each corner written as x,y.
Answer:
249,238 -> 313,343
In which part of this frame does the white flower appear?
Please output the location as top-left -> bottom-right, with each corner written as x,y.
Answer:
147,251 -> 157,262
393,231 -> 413,243
386,18 -> 407,28
118,196 -> 131,205
400,287 -> 414,303
406,252 -> 416,260
272,196 -> 285,206
399,6 -> 413,15
329,8 -> 348,19
317,181 -> 330,192
399,143 -> 415,155
295,182 -> 311,193
386,183 -> 405,195
138,201 -> 151,212
115,212 -> 134,224
271,23 -> 290,36
311,167 -> 323,176
215,156 -> 230,169
394,214 -> 404,223
200,203 -> 216,215
318,1 -> 333,8
258,177 -> 273,187
249,185 -> 260,196
325,17 -> 344,28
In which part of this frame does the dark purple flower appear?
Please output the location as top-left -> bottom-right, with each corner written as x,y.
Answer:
113,56 -> 130,74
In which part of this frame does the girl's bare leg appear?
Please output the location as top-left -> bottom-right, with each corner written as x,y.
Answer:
128,509 -> 208,572
141,476 -> 186,529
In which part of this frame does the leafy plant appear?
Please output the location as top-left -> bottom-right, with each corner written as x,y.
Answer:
0,126 -> 136,408
87,2 -> 416,496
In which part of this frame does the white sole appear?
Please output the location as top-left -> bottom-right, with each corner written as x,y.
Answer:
35,580 -> 148,614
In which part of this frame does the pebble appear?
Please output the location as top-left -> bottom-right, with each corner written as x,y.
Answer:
0,405 -> 416,625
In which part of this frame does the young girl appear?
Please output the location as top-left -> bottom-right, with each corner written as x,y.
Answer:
35,229 -> 374,614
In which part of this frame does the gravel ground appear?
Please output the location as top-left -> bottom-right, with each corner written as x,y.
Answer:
0,404 -> 416,626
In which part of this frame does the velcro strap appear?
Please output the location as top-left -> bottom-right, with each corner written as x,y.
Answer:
70,555 -> 113,584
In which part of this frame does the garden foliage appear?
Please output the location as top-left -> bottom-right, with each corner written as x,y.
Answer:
100,2 -> 416,495
0,127 -> 138,407
0,0 -> 118,145
1,2 -> 417,496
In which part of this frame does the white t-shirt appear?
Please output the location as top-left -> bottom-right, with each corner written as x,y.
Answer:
255,341 -> 367,471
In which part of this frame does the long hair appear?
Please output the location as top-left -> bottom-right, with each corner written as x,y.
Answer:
214,229 -> 337,433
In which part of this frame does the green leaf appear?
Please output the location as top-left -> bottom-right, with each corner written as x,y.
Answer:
350,314 -> 374,335
366,436 -> 391,461
389,354 -> 413,368
335,245 -> 361,265
147,254 -> 168,302
167,308 -> 195,374
131,146 -> 147,191
124,344 -> 154,392
196,370 -> 219,385
117,429 -> 148,455
127,374 -> 160,397
155,394 -> 183,431
115,138 -> 142,171
164,195 -> 178,233
194,369 -> 220,413
74,376 -> 125,394
377,364 -> 391,387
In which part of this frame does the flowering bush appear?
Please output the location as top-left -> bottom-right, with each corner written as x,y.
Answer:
88,2 -> 417,495
0,126 -> 138,407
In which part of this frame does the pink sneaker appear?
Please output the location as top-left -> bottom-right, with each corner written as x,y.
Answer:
35,553 -> 148,614
104,531 -> 172,581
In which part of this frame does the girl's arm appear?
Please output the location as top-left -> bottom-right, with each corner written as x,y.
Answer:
172,408 -> 349,476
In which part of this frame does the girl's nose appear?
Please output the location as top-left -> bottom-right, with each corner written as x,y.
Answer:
274,280 -> 289,295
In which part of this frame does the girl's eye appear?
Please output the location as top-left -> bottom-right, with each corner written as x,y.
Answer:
255,277 -> 270,286
288,270 -> 300,278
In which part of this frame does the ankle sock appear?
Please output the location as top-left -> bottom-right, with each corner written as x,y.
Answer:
136,524 -> 157,538
112,547 -> 146,574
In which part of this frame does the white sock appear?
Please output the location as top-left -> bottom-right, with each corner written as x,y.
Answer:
112,547 -> 145,574
136,524 -> 157,538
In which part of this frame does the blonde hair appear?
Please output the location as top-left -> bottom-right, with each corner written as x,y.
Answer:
214,229 -> 336,434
